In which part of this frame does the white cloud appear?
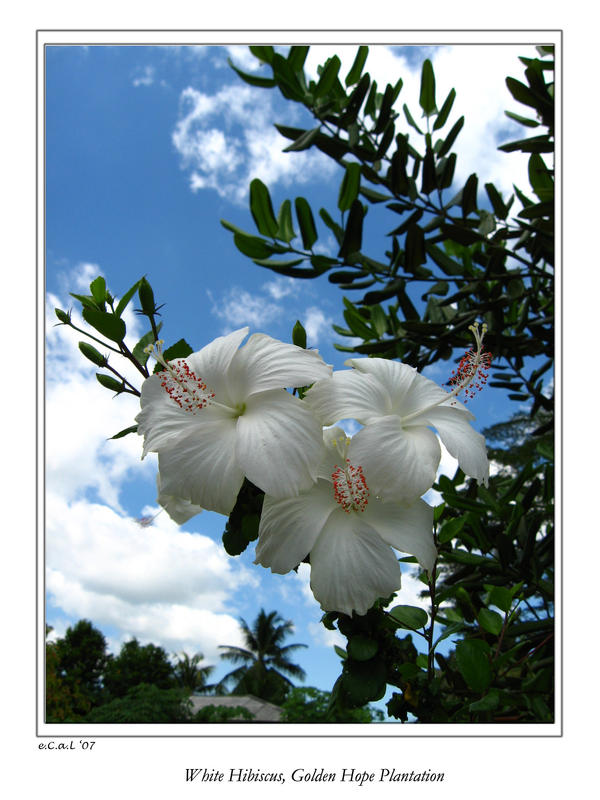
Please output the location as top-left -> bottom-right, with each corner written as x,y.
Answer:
208,286 -> 284,332
303,306 -> 332,346
46,493 -> 254,661
262,276 -> 299,301
171,83 -> 335,203
132,65 -> 155,87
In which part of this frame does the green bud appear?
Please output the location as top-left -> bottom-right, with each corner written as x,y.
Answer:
292,320 -> 307,349
55,308 -> 70,324
96,373 -> 124,393
138,277 -> 156,315
79,341 -> 107,367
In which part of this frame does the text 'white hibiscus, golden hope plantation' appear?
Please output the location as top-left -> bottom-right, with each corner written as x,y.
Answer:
305,323 -> 491,505
136,327 -> 332,515
255,427 -> 436,617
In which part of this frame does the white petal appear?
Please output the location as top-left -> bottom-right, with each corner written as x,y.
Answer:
309,510 -> 401,616
235,389 -> 325,498
228,333 -> 331,399
255,480 -> 336,574
316,426 -> 351,479
399,369 -> 459,419
345,358 -> 419,415
136,374 -> 222,458
349,416 -> 441,503
156,416 -> 244,515
305,370 -> 391,425
420,405 -> 489,485
157,479 -> 203,525
186,327 -> 249,407
362,498 -> 436,572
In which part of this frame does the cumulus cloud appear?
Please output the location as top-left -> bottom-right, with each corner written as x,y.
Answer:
208,286 -> 284,332
303,306 -> 332,346
171,83 -> 335,203
132,65 -> 155,87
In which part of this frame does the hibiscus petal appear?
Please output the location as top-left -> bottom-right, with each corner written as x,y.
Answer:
317,426 -> 351,479
227,333 -> 331,399
185,327 -> 249,407
136,374 -> 223,458
420,405 -> 489,485
362,498 -> 436,572
305,370 -> 392,425
345,357 -> 419,415
309,510 -> 401,616
156,415 -> 243,515
255,480 -> 336,573
399,369 -> 458,420
157,477 -> 204,525
235,389 -> 325,497
349,416 -> 441,503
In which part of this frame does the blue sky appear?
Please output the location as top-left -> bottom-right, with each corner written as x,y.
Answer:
45,42 -> 542,707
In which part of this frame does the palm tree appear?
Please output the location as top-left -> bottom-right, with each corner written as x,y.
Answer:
216,609 -> 307,704
173,652 -> 215,694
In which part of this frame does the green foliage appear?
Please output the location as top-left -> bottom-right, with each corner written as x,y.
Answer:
225,45 -> 555,724
103,638 -> 176,699
85,684 -> 193,723
280,686 -> 384,723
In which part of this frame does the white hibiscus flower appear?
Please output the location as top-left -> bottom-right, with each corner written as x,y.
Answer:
255,427 -> 436,617
136,327 -> 332,515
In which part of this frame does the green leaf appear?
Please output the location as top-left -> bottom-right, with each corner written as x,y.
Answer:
241,513 -> 260,542
248,45 -> 274,64
347,635 -> 379,662
478,608 -> 504,636
319,208 -> 344,244
70,292 -> 100,311
342,659 -> 386,705
345,46 -> 369,86
287,45 -> 309,71
89,276 -> 107,305
110,425 -> 138,440
96,373 -> 124,393
433,87 -> 456,130
315,55 -> 341,98
504,109 -> 540,128
419,59 -> 437,116
528,152 -> 553,201
370,305 -> 388,337
461,173 -> 478,217
132,326 -> 161,366
425,243 -> 463,275
478,210 -> 496,236
338,162 -> 362,212
78,341 -> 107,367
228,59 -> 277,88
115,279 -> 142,318
438,516 -> 466,544
334,645 -> 347,661
82,308 -> 126,343
337,199 -> 364,259
295,197 -> 318,249
455,639 -> 491,692
343,304 -> 373,340
252,257 -> 305,270
55,308 -> 70,324
506,76 -> 540,111
222,526 -> 249,557
436,116 -> 465,158
402,103 -> 423,134
161,338 -> 193,363
468,689 -> 500,712
249,178 -> 279,238
233,232 -> 280,260
484,182 -> 509,220
404,223 -> 426,270
389,604 -> 428,630
292,320 -> 307,349
275,199 -> 296,243
485,586 -> 513,613
283,127 -> 320,152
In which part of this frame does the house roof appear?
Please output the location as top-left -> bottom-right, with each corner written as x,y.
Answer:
189,694 -> 283,722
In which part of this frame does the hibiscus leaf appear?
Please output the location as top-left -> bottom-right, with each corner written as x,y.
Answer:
82,308 -> 126,343
455,639 -> 492,693
389,605 -> 429,630
342,658 -> 387,705
249,178 -> 279,238
347,635 -> 379,662
89,276 -> 107,306
162,338 -> 193,362
132,323 -> 163,366
115,279 -> 142,317
292,320 -> 307,349
478,608 -> 504,636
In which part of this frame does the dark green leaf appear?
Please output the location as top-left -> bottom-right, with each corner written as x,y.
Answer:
484,182 -> 509,219
82,308 -> 126,343
478,608 -> 504,636
338,162 -> 362,212
283,126 -> 320,152
233,232 -> 280,260
110,425 -> 138,440
334,645 -> 347,660
438,516 -> 466,544
248,45 -> 274,64
337,199 -> 364,259
249,178 -> 279,238
132,325 -> 162,366
115,279 -> 142,318
228,60 -> 277,88
319,208 -> 344,244
485,585 -> 513,614
402,103 -> 423,134
315,55 -> 341,98
455,639 -> 491,692
292,320 -> 307,349
345,46 -> 369,86
461,173 -> 478,217
504,109 -> 540,128
404,223 -> 426,270
287,46 -> 309,71
421,147 -> 436,195
89,276 -> 107,305
161,338 -> 194,363
437,116 -> 465,158
468,690 -> 499,712
425,243 -> 463,275
419,59 -> 437,116
528,153 -> 553,201
389,605 -> 428,630
342,659 -> 386,705
433,87 -> 456,130
347,635 -> 379,661
252,257 -> 305,270
275,199 -> 296,243
295,197 -> 318,249
70,293 -> 100,311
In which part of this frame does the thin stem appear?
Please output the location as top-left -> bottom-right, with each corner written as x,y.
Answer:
426,558 -> 439,682
103,363 -> 141,396
65,321 -> 122,354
